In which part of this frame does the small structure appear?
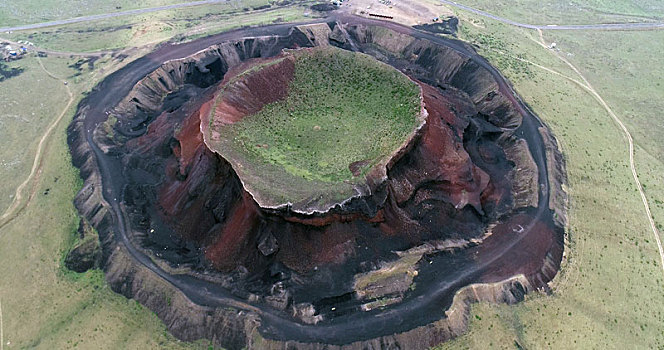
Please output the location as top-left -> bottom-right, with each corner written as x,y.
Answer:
548,42 -> 557,49
368,13 -> 394,19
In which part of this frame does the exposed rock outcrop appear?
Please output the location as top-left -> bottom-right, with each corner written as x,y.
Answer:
540,127 -> 569,228
64,218 -> 102,273
504,138 -> 539,209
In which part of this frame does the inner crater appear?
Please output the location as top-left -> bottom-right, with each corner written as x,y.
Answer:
202,46 -> 426,213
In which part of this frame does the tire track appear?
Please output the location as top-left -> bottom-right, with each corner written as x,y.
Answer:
0,0 -> 229,32
0,297 -> 4,350
532,29 -> 664,274
0,57 -> 74,230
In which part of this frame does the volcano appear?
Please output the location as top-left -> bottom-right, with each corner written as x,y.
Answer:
67,17 -> 567,350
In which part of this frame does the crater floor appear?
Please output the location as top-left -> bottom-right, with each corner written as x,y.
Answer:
202,46 -> 425,212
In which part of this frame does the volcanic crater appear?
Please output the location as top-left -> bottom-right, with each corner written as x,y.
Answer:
68,17 -> 568,349
202,45 -> 426,213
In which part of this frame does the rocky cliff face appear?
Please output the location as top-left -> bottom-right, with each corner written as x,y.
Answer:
67,18 -> 567,349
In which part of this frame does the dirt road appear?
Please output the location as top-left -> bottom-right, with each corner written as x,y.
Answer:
445,0 -> 664,275
439,0 -> 664,30
0,0 -> 229,33
0,58 -> 74,230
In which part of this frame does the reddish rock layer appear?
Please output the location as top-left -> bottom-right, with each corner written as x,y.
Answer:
205,192 -> 261,270
388,84 -> 490,215
143,72 -> 503,274
203,55 -> 295,130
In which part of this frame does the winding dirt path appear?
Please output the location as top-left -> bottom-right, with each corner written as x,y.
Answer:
439,0 -> 664,30
0,297 -> 4,350
442,0 -> 664,277
0,57 -> 74,230
531,29 -> 664,274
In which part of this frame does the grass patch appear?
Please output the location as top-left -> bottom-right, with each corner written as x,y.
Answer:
225,46 -> 421,183
545,30 -> 664,165
0,57 -> 69,213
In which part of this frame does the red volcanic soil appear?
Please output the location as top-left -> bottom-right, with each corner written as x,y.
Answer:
390,84 -> 490,214
478,212 -> 561,285
202,55 -> 295,136
137,66 -> 510,274
172,98 -> 209,176
205,192 -> 261,270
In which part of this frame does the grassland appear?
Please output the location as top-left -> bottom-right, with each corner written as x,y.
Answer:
449,0 -> 664,24
4,0 -> 313,52
0,0 -> 200,27
433,5 -> 664,349
0,53 -> 217,349
543,28 -> 664,238
0,2 -> 315,348
0,58 -> 68,213
227,47 -> 421,183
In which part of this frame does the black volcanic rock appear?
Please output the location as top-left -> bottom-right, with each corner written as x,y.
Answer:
311,3 -> 337,11
65,219 -> 102,273
414,16 -> 459,36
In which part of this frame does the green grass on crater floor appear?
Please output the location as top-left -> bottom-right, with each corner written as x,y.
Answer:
224,46 -> 421,183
